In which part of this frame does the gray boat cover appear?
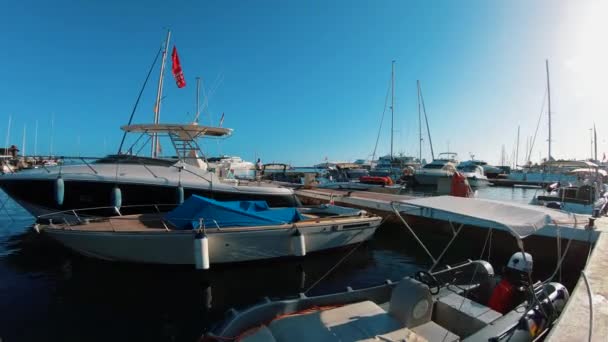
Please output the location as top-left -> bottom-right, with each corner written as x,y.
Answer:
400,196 -> 585,238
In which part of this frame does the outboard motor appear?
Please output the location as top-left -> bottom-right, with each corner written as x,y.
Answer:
492,282 -> 569,341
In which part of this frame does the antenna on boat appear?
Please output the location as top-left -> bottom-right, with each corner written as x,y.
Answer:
5,115 -> 11,152
34,120 -> 38,157
50,114 -> 54,157
21,124 -> 26,157
546,59 -> 552,161
390,60 -> 395,161
152,29 -> 172,158
515,125 -> 520,168
594,124 -> 598,161
194,76 -> 201,124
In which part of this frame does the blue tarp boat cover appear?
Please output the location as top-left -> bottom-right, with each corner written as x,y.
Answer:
164,195 -> 304,229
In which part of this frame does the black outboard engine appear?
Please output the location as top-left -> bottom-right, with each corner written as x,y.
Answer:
491,282 -> 569,341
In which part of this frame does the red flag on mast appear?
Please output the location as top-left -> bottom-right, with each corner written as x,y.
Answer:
171,46 -> 186,88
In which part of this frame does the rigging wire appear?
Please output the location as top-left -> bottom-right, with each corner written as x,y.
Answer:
371,77 -> 392,162
527,90 -> 548,163
117,47 -> 163,155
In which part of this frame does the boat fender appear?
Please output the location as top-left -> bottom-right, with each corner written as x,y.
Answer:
54,176 -> 65,206
450,172 -> 471,198
111,186 -> 122,210
176,185 -> 185,205
194,231 -> 210,270
292,229 -> 306,256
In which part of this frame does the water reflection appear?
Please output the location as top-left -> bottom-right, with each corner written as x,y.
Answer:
0,186 -> 579,342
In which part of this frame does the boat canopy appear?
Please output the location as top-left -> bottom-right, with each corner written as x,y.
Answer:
164,195 -> 303,229
121,124 -> 233,138
400,196 -> 584,239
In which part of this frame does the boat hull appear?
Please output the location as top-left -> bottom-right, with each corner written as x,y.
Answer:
42,221 -> 380,265
0,178 -> 298,217
413,172 -> 451,186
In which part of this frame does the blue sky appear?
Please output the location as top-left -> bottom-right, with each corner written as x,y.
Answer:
1,0 -> 606,165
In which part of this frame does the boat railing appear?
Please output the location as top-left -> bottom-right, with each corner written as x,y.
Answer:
36,203 -> 178,223
8,155 -> 216,183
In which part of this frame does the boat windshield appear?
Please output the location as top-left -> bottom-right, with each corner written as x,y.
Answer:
94,154 -> 178,167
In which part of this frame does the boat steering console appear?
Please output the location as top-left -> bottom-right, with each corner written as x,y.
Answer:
414,270 -> 441,295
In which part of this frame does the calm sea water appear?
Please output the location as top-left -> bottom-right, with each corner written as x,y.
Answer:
0,187 -> 542,341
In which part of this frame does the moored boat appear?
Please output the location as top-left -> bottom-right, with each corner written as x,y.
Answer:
36,195 -> 381,267
414,152 -> 459,186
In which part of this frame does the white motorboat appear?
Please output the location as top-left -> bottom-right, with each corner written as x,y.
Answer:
414,152 -> 459,186
0,124 -> 298,217
209,261 -> 568,342
459,159 -> 503,179
207,155 -> 255,179
507,160 -> 597,185
531,182 -> 608,216
457,163 -> 490,188
36,196 -> 381,267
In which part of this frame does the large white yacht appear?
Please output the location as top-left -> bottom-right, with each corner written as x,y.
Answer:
414,152 -> 459,186
0,124 -> 297,218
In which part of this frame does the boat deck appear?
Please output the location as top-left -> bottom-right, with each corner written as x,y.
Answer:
547,216 -> 608,342
43,211 -> 379,233
53,213 -> 170,232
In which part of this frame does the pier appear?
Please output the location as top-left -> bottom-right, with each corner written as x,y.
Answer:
546,216 -> 608,342
489,178 -> 551,188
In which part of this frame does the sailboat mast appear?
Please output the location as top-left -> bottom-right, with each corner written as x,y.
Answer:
546,59 -> 552,161
195,77 -> 201,124
417,80 -> 422,162
419,82 -> 435,160
515,125 -> 520,167
22,125 -> 26,157
152,29 -> 171,158
390,60 -> 395,161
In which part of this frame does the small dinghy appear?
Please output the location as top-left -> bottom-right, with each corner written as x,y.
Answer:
35,195 -> 381,268
207,260 -> 569,342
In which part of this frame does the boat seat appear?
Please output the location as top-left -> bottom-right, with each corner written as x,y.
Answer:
388,277 -> 460,341
388,277 -> 433,328
411,321 -> 459,342
243,300 -> 427,342
433,292 -> 502,338
267,300 -> 403,341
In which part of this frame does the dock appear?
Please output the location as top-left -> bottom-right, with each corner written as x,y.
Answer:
295,188 -> 418,215
546,216 -> 608,342
488,178 -> 551,188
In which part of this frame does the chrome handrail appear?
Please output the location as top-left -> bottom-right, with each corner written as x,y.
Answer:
36,203 -> 178,219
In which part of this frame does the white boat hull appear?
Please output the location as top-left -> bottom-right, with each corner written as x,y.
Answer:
42,221 -> 379,265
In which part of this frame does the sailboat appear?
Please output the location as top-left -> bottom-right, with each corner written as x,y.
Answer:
372,62 -> 421,180
0,31 -> 297,218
